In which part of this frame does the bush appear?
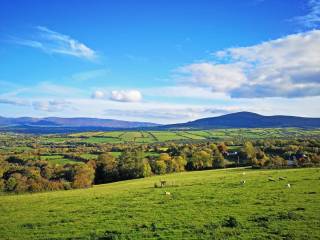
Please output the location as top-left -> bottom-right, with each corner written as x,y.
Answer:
222,216 -> 239,228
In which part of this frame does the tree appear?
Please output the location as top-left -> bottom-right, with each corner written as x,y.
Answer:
218,143 -> 228,153
190,150 -> 212,170
173,155 -> 187,172
72,164 -> 95,189
142,159 -> 152,177
243,141 -> 257,165
95,153 -> 118,184
213,150 -> 225,168
155,160 -> 167,174
118,150 -> 145,179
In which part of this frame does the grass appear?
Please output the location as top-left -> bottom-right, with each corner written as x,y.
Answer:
0,167 -> 319,239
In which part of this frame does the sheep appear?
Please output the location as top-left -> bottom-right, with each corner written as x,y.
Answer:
160,180 -> 167,187
242,172 -> 246,175
287,183 -> 291,188
268,177 -> 276,182
165,191 -> 171,195
240,180 -> 246,185
279,176 -> 286,180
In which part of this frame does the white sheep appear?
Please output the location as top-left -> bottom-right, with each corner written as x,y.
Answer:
242,172 -> 246,175
240,180 -> 246,185
165,191 -> 171,195
287,183 -> 291,188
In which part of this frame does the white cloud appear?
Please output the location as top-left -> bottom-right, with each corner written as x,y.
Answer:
13,26 -> 97,61
293,0 -> 320,28
32,100 -> 71,112
91,90 -> 106,99
177,62 -> 247,92
110,90 -> 142,102
177,30 -> 320,98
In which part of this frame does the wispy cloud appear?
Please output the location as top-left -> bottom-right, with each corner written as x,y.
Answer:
32,100 -> 72,112
0,98 -> 29,106
12,26 -> 98,61
293,0 -> 320,28
71,69 -> 108,81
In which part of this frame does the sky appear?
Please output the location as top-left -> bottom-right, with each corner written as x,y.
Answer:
0,0 -> 320,123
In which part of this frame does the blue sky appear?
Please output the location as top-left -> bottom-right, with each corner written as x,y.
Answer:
0,0 -> 320,123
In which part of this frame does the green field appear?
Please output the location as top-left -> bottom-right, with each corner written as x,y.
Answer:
64,128 -> 320,144
1,167 -> 319,239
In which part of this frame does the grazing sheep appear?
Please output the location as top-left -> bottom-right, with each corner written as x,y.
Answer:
160,180 -> 167,187
279,176 -> 286,180
165,191 -> 171,195
242,172 -> 246,175
287,183 -> 291,188
240,180 -> 246,185
268,177 -> 276,182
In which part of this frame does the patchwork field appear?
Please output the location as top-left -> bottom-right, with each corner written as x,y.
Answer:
56,128 -> 320,144
0,167 -> 319,239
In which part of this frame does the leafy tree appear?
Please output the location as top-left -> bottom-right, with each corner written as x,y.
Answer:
118,150 -> 145,179
190,150 -> 212,170
5,176 -> 17,192
173,156 -> 187,172
218,143 -> 228,153
155,160 -> 167,174
72,164 -> 95,189
142,159 -> 152,177
213,150 -> 225,168
95,153 -> 118,184
243,141 -> 257,165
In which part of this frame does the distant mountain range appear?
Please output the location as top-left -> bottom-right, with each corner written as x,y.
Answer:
0,112 -> 319,134
0,116 -> 160,133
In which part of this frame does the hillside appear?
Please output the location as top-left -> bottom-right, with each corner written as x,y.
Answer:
163,112 -> 320,129
0,168 -> 319,239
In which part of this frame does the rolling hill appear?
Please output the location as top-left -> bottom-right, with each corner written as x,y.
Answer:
0,168 -> 319,239
162,112 -> 320,129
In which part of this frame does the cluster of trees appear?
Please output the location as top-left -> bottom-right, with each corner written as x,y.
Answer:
244,140 -> 320,168
0,156 -> 95,193
1,138 -> 319,193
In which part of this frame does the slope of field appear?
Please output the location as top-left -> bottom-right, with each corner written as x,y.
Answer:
1,168 -> 319,239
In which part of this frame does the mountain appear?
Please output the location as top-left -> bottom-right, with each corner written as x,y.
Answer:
160,112 -> 320,129
0,116 -> 160,133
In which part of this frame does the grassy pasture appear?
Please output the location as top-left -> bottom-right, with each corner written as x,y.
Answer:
0,167 -> 319,239
48,128 -> 320,144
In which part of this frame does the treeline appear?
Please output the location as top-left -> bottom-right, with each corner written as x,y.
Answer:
0,139 -> 319,193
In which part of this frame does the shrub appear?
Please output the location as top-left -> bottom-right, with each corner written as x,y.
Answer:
222,216 -> 239,228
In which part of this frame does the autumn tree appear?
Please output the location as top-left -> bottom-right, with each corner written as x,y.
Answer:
243,141 -> 257,165
72,164 -> 95,189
